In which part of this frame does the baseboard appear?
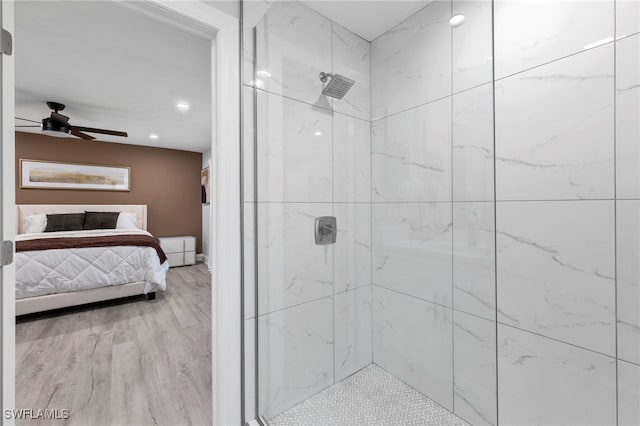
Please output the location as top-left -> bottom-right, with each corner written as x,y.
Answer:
197,253 -> 209,265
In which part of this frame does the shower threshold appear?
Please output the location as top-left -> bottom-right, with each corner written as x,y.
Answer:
269,364 -> 470,426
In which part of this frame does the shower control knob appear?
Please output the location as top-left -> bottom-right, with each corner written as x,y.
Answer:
315,216 -> 337,245
321,224 -> 334,235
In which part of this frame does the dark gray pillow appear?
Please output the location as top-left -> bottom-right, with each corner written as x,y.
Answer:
83,211 -> 120,230
44,213 -> 86,232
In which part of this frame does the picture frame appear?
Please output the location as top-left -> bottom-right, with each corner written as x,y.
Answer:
20,159 -> 131,191
201,166 -> 211,204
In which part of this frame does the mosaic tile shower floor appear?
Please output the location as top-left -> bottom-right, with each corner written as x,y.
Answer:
269,364 -> 470,426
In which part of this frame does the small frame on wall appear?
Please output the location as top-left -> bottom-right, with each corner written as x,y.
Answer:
201,166 -> 210,204
20,159 -> 130,191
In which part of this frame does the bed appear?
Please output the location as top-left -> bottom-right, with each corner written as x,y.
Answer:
15,204 -> 169,316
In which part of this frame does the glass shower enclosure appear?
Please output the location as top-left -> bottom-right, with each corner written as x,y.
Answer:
241,0 -> 639,424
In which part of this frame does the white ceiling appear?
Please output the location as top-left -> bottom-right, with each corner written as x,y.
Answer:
15,1 -> 212,153
302,0 -> 433,41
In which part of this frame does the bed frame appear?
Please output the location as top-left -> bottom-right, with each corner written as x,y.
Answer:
15,204 -> 154,316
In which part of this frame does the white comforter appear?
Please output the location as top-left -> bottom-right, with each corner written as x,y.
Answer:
15,229 -> 169,300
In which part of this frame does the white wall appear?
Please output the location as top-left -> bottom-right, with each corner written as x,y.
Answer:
203,0 -> 240,20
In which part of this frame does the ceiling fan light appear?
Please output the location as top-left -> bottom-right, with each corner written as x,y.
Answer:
41,130 -> 74,138
42,118 -> 71,134
41,118 -> 73,137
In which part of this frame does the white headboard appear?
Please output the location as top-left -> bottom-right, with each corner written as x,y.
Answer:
16,204 -> 148,234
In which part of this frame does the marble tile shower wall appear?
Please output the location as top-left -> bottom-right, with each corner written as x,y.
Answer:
242,1 -> 373,419
371,2 -> 496,424
371,1 -> 640,426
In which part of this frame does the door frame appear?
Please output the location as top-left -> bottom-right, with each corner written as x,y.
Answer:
1,2 -> 243,425
1,0 -> 16,424
142,2 -> 242,425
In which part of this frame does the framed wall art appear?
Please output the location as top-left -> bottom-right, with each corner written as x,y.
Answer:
201,166 -> 210,204
20,159 -> 130,191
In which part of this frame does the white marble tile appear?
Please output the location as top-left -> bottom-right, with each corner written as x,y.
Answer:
334,286 -> 372,382
453,202 -> 495,321
617,200 -> 640,365
244,202 -> 256,320
333,114 -> 371,203
242,0 -> 271,87
453,311 -> 496,426
243,25 -> 255,87
371,0 -> 452,120
256,90 -> 333,202
332,24 -> 370,121
373,286 -> 453,410
495,46 -> 615,201
496,201 -> 616,355
257,203 -> 333,314
244,318 -> 257,421
259,297 -> 334,418
372,203 -> 452,307
244,86 -> 256,202
243,88 -> 257,318
371,97 -> 451,203
618,360 -> 640,426
452,0 -> 493,92
334,203 -> 371,294
494,0 -> 614,78
452,83 -> 494,202
616,35 -> 640,199
255,1 -> 332,105
498,325 -> 617,426
617,0 -> 640,38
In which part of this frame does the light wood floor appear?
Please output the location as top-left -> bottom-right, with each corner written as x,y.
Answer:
15,263 -> 212,426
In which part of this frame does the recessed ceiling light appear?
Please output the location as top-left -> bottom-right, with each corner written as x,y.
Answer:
149,133 -> 159,140
176,101 -> 190,112
449,14 -> 465,27
314,131 -> 322,136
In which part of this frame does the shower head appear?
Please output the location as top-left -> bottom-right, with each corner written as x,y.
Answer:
319,72 -> 355,99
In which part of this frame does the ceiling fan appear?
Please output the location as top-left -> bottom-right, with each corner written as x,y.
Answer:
15,101 -> 128,141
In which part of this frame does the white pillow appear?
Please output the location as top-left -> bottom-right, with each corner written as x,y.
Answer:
23,214 -> 47,234
116,212 -> 138,230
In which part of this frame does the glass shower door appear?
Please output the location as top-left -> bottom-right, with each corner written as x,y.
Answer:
242,0 -> 497,424
242,0 -> 374,422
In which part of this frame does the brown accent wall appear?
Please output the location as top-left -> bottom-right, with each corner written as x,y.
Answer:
16,132 -> 203,253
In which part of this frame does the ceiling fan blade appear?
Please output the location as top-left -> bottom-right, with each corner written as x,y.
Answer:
51,112 -> 69,124
70,129 -> 96,140
72,126 -> 128,138
15,125 -> 41,128
16,116 -> 41,123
